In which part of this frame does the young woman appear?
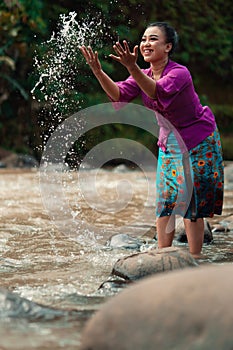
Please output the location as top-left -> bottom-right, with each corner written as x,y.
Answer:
80,22 -> 224,258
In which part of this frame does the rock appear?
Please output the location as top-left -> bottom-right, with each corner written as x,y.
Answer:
112,164 -> 131,173
0,288 -> 78,320
141,225 -> 157,240
212,224 -> 230,233
219,215 -> 233,231
0,147 -> 38,168
98,276 -> 130,295
80,264 -> 233,350
227,222 -> 233,231
112,247 -> 198,281
176,218 -> 213,244
0,153 -> 38,168
107,233 -> 142,250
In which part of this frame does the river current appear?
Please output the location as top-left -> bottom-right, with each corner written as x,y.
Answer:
0,165 -> 233,349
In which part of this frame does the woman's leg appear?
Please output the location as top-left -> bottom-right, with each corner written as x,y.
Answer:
183,218 -> 204,257
156,215 -> 175,248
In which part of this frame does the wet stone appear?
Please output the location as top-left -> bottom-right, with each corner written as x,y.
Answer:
212,224 -> 230,233
0,288 -> 78,321
107,233 -> 143,250
98,276 -> 130,296
80,264 -> 233,350
141,225 -> 157,239
220,215 -> 233,231
112,247 -> 198,281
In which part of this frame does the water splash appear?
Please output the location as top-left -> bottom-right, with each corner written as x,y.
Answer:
31,11 -> 110,124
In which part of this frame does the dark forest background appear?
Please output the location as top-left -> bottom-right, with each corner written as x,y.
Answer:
0,0 -> 232,164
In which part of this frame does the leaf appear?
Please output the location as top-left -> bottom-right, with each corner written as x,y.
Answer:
0,56 -> 15,70
0,73 -> 29,100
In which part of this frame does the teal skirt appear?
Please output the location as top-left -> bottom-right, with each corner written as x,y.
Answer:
155,129 -> 224,220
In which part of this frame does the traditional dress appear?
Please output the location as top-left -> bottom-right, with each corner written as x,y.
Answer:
112,60 -> 224,220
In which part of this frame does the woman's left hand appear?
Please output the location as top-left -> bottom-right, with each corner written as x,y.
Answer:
109,40 -> 138,69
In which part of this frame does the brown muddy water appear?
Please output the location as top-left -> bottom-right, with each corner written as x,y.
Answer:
0,165 -> 233,350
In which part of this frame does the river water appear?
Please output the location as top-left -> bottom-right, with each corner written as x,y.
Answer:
0,165 -> 233,349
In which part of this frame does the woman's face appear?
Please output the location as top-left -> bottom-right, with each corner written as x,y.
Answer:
140,26 -> 172,63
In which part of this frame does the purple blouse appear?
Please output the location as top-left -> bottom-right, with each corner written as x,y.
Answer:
113,60 -> 216,152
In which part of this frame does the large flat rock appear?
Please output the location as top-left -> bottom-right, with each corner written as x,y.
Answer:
112,246 -> 198,280
81,263 -> 233,350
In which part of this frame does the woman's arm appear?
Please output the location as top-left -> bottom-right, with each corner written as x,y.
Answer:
80,46 -> 120,101
127,64 -> 156,99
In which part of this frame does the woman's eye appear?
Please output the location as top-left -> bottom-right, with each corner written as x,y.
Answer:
141,37 -> 158,42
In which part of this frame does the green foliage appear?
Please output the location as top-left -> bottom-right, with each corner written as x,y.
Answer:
0,0 -> 233,160
209,104 -> 233,160
173,1 -> 232,82
0,0 -> 48,152
211,104 -> 233,134
221,137 -> 233,161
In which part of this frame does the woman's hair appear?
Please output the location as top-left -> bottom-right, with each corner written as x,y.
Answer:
146,22 -> 179,56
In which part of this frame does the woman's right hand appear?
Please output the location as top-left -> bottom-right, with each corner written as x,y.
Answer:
79,45 -> 102,76
80,45 -> 120,101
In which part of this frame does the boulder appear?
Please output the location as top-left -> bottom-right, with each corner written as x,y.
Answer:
112,247 -> 198,281
80,264 -> 233,350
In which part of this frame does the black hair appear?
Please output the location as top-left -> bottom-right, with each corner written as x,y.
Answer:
146,22 -> 179,56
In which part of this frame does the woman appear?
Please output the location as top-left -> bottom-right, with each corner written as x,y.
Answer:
80,22 -> 224,258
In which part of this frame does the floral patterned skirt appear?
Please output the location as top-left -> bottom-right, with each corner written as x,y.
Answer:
155,129 -> 224,220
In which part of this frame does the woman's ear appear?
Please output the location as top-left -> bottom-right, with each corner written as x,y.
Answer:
165,43 -> 172,53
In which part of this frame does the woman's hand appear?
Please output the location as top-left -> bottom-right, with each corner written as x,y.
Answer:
79,45 -> 102,76
109,40 -> 138,70
79,45 -> 120,101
